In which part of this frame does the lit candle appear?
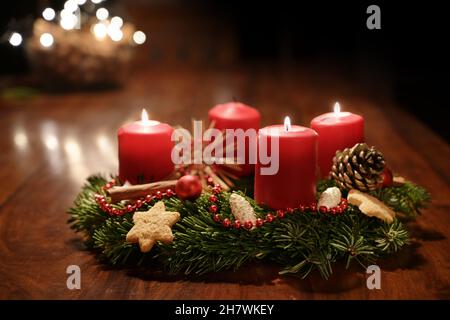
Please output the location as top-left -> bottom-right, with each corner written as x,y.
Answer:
310,102 -> 365,178
118,109 -> 174,184
254,117 -> 318,209
208,101 -> 261,176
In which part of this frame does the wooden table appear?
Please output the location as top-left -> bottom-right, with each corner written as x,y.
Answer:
0,66 -> 449,299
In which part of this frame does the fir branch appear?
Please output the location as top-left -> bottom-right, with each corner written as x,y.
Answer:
370,182 -> 430,219
67,175 -> 428,279
373,219 -> 409,253
67,175 -> 110,238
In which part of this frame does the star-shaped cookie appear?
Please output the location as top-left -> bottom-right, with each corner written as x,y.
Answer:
126,201 -> 180,253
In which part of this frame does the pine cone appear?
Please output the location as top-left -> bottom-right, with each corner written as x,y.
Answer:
330,143 -> 385,192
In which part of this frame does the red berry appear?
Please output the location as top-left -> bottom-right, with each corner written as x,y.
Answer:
111,208 -> 119,215
213,214 -> 221,222
330,208 -> 337,215
222,218 -> 231,228
319,206 -> 328,214
276,210 -> 286,218
99,198 -> 106,205
298,205 -> 306,213
206,177 -> 214,186
340,198 -> 348,205
287,208 -> 294,214
209,195 -> 218,203
135,200 -> 143,208
209,205 -> 218,213
166,189 -> 174,197
244,221 -> 253,230
127,204 -> 134,212
266,213 -> 274,223
110,179 -> 116,185
105,183 -> 112,189
256,218 -> 264,227
155,191 -> 163,200
310,204 -> 317,212
233,220 -> 241,229
145,194 -> 153,202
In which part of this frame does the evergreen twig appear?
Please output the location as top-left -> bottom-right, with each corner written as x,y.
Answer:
67,175 -> 430,279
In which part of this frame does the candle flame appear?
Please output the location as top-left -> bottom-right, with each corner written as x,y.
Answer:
334,102 -> 341,114
284,116 -> 291,132
141,109 -> 150,124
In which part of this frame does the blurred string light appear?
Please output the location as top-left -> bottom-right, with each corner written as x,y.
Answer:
40,33 -> 54,47
108,24 -> 123,42
5,0 -> 147,47
64,0 -> 79,12
60,9 -> 79,30
96,8 -> 109,21
92,22 -> 107,40
42,8 -> 56,21
110,16 -> 123,28
8,32 -> 22,46
133,31 -> 146,45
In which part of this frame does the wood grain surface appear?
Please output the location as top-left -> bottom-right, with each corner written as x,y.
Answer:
0,66 -> 449,299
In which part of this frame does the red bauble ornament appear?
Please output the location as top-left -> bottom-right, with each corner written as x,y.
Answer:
381,167 -> 394,187
176,175 -> 203,200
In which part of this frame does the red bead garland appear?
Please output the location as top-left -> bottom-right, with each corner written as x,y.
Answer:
95,180 -> 176,216
206,184 -> 349,230
96,180 -> 349,224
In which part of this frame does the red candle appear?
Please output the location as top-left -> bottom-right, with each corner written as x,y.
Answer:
118,109 -> 174,184
310,102 -> 365,179
208,102 -> 261,176
255,117 -> 318,209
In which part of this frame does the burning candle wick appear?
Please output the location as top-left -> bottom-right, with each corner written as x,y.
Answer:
141,109 -> 150,124
334,102 -> 341,115
284,116 -> 291,132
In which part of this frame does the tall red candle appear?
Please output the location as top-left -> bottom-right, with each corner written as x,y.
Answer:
310,102 -> 364,179
208,102 -> 261,176
118,110 -> 174,184
255,117 -> 318,209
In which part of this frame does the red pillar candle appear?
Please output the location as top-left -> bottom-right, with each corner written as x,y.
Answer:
118,109 -> 174,184
310,102 -> 365,179
255,117 -> 318,209
208,102 -> 261,176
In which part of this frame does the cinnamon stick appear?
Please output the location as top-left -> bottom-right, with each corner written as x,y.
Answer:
107,180 -> 178,203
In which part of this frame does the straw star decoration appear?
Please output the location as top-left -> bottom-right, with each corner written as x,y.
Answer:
126,201 -> 180,253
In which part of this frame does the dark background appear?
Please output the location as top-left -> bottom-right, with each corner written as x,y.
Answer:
1,0 -> 448,141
